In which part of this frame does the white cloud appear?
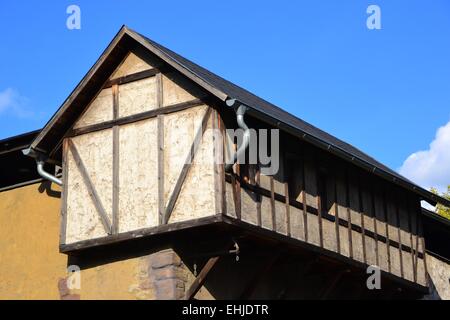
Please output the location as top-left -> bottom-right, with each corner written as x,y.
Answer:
399,120 -> 450,193
0,88 -> 33,118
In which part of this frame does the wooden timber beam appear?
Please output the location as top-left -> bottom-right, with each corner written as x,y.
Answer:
69,98 -> 205,137
183,256 -> 220,300
163,107 -> 212,224
67,139 -> 112,234
103,68 -> 159,88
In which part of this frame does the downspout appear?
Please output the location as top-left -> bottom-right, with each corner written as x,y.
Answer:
22,148 -> 62,186
225,99 -> 251,172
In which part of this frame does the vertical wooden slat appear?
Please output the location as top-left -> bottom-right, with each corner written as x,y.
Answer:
301,159 -> 308,242
395,192 -> 404,278
371,182 -> 380,267
270,176 -> 276,231
112,84 -> 119,234
214,110 -> 226,214
357,174 -> 367,264
345,169 -> 353,259
59,138 -> 69,245
157,73 -> 165,225
419,213 -> 428,286
256,168 -> 262,227
382,190 -> 391,273
285,182 -> 291,237
333,174 -> 341,254
407,198 -> 417,283
316,166 -> 324,248
414,207 -> 420,283
218,113 -> 227,215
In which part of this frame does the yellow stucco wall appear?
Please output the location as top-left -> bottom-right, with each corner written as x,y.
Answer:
0,182 -> 155,300
0,182 -> 67,299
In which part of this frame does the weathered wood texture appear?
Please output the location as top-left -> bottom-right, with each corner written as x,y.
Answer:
223,141 -> 427,286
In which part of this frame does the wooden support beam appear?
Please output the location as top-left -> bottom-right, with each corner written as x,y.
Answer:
357,174 -> 367,264
111,84 -> 120,234
163,108 -> 212,224
270,176 -> 276,231
67,139 -> 112,234
213,110 -> 225,215
395,192 -> 404,279
301,160 -> 308,242
256,168 -> 262,227
406,197 -> 417,283
333,174 -> 341,254
104,68 -> 159,88
183,256 -> 220,300
59,139 -> 69,245
156,73 -> 165,225
285,182 -> 291,237
218,113 -> 227,215
382,190 -> 391,273
69,98 -> 205,137
371,182 -> 380,267
345,169 -> 353,259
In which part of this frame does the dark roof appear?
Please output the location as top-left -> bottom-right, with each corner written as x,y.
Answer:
28,26 -> 450,208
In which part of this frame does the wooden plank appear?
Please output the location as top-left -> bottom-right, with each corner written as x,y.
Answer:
60,214 -> 224,253
212,109 -> 224,214
345,170 -> 353,259
302,160 -> 308,242
270,176 -> 276,231
183,256 -> 220,300
223,173 -> 422,258
104,68 -> 159,88
333,174 -> 341,254
382,190 -> 391,273
157,73 -> 165,225
163,108 -> 212,224
316,164 -> 324,248
67,139 -> 112,234
70,98 -> 205,136
256,168 -> 262,226
406,198 -> 417,283
218,112 -> 227,215
419,214 -> 428,286
112,84 -> 119,234
395,193 -> 404,278
285,182 -> 291,237
59,138 -> 69,245
357,175 -> 367,264
371,182 -> 380,267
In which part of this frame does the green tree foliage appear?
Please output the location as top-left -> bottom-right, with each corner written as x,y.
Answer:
430,186 -> 450,220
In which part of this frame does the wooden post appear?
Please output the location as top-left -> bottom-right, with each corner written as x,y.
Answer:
184,256 -> 220,300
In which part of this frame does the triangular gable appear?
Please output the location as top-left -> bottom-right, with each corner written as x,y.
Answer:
30,25 -> 228,157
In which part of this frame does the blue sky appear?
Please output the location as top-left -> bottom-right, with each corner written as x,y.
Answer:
1,1 -> 449,190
